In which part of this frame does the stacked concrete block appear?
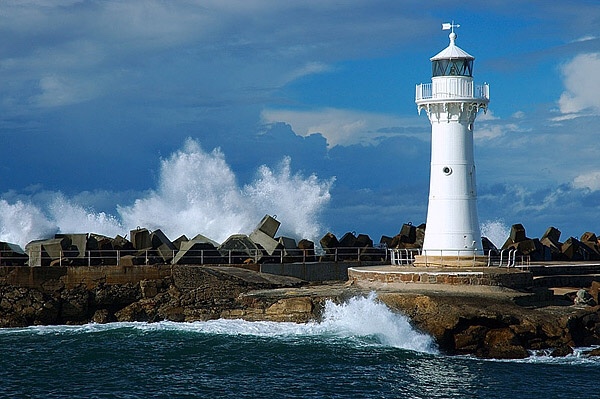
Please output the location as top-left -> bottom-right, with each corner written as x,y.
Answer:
580,232 -> 600,259
297,239 -> 316,262
87,234 -> 116,265
25,237 -> 69,266
562,237 -> 599,261
481,236 -> 499,257
173,235 -> 223,265
389,223 -> 422,250
54,234 -> 89,265
150,229 -> 177,263
172,235 -> 189,250
540,227 -> 563,259
255,214 -> 281,237
502,224 -> 551,261
249,215 -> 282,257
277,236 -> 302,262
0,241 -> 27,266
130,228 -> 152,250
219,234 -> 262,263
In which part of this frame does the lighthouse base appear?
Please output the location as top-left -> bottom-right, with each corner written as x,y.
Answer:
413,254 -> 488,268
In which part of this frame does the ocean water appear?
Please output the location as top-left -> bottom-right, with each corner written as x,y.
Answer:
1,295 -> 599,398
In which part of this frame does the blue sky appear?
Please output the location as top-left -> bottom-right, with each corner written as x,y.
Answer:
1,1 -> 600,247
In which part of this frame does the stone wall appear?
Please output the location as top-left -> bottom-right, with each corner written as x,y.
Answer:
347,267 -> 533,289
0,265 -> 304,327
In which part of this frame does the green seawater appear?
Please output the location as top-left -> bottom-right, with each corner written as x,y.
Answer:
1,295 -> 599,398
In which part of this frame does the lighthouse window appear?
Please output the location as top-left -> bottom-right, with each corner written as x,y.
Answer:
443,166 -> 452,175
432,59 -> 473,77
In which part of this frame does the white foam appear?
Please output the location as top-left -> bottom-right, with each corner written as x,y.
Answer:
0,199 -> 57,247
481,347 -> 600,366
480,218 -> 510,248
1,293 -> 437,354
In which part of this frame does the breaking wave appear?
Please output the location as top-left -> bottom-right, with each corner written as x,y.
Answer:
1,293 -> 437,354
480,218 -> 510,248
0,139 -> 333,248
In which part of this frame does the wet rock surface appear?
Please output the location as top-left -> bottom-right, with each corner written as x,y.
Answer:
1,264 -> 600,359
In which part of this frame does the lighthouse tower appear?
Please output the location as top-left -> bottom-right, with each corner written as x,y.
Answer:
414,23 -> 489,267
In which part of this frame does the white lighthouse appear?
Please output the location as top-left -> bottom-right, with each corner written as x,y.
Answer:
414,23 -> 489,267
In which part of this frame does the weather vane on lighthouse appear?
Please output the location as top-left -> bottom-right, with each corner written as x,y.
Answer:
413,22 -> 490,267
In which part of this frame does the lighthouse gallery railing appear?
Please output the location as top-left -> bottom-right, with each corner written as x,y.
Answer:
415,81 -> 489,101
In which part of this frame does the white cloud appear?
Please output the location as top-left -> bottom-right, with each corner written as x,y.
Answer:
558,53 -> 600,115
31,75 -> 103,107
282,62 -> 333,85
474,124 -> 505,140
261,107 -> 422,147
477,109 -> 499,121
573,171 -> 600,191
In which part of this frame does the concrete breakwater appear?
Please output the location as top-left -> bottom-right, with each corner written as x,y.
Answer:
1,263 -> 600,359
0,215 -> 390,268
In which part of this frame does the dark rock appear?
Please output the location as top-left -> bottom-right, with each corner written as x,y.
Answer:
574,289 -> 596,306
483,328 -> 529,359
92,309 -> 114,324
585,347 -> 600,357
60,286 -> 91,322
550,344 -> 573,357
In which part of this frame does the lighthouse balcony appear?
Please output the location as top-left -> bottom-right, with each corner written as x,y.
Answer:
415,81 -> 489,103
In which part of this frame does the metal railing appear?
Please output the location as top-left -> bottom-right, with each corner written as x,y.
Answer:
414,248 -> 486,267
389,248 -> 421,265
20,246 -> 389,267
415,81 -> 489,102
389,247 -> 530,268
0,250 -> 28,266
487,249 -> 530,268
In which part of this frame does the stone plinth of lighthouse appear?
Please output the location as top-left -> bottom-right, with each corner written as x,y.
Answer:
413,24 -> 489,267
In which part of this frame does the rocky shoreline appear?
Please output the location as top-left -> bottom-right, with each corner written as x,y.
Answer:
1,264 -> 600,360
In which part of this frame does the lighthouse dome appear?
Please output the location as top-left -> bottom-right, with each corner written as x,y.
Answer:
430,32 -> 474,77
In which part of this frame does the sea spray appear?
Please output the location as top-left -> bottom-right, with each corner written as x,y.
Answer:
318,292 -> 438,353
0,199 -> 57,247
0,139 -> 333,247
243,157 -> 333,241
481,219 -> 510,248
48,195 -> 124,238
118,140 -> 253,243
